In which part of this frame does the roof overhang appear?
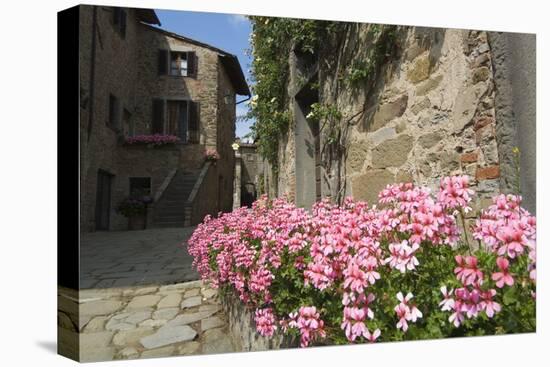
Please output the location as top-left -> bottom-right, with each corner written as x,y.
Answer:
135,8 -> 161,26
219,54 -> 251,96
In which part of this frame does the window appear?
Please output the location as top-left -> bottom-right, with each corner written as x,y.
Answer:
158,50 -> 197,77
129,177 -> 151,199
108,94 -> 120,130
170,52 -> 188,76
150,99 -> 200,143
113,7 -> 127,38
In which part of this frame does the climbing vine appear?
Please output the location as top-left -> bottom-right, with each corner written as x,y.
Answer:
246,17 -> 341,168
247,17 -> 399,199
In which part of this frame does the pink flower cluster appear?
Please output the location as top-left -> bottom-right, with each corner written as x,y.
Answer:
441,255 -> 501,327
205,148 -> 220,161
394,292 -> 422,332
288,306 -> 327,347
125,134 -> 180,146
188,176 -> 536,346
473,194 -> 536,265
255,308 -> 277,337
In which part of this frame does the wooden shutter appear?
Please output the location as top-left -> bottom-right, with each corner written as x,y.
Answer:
120,10 -> 127,37
158,50 -> 168,75
151,99 -> 164,134
188,101 -> 200,143
187,51 -> 197,78
113,7 -> 121,25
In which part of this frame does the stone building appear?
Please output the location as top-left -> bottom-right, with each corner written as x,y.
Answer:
238,143 -> 263,207
261,24 -> 535,214
79,5 -> 250,232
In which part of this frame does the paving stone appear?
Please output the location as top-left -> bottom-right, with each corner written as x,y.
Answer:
113,327 -> 155,347
80,300 -> 123,316
140,345 -> 175,358
58,312 -> 76,331
177,341 -> 201,356
157,294 -> 182,309
202,288 -> 217,299
153,307 -> 179,321
201,316 -> 224,331
140,325 -> 197,349
117,346 -> 139,359
181,296 -> 202,309
80,347 -> 117,362
166,309 -> 217,326
198,304 -> 221,313
202,328 -> 234,354
79,331 -> 115,349
125,310 -> 153,324
140,319 -> 167,328
126,295 -> 161,310
184,288 -> 200,297
83,316 -> 108,333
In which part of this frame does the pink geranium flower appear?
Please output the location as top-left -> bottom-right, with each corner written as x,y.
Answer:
491,257 -> 514,288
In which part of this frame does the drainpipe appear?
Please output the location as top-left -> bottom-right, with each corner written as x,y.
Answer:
87,6 -> 98,141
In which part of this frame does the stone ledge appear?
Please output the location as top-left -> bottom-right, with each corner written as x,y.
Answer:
219,288 -> 298,352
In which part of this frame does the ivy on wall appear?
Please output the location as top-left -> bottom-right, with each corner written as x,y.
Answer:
247,16 -> 399,198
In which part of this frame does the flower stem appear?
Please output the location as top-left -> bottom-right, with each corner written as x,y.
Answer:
459,209 -> 471,254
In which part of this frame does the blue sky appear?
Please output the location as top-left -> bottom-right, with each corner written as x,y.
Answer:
154,9 -> 254,139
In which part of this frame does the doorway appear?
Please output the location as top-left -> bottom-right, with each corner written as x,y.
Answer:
294,78 -> 321,208
95,169 -> 113,230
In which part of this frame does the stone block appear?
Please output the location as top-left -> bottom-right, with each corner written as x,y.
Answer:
416,74 -> 443,96
476,165 -> 500,180
452,82 -> 487,131
461,152 -> 479,163
473,116 -> 494,131
407,52 -> 431,83
370,94 -> 408,131
346,141 -> 369,173
472,66 -> 490,83
371,134 -> 413,168
140,325 -> 197,349
411,96 -> 431,115
418,131 -> 443,149
351,169 -> 395,205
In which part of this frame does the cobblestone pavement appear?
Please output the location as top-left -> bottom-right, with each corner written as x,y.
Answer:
80,227 -> 199,289
58,281 -> 235,362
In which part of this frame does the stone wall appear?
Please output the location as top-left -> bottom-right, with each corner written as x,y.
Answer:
79,5 -> 242,232
220,289 -> 297,352
216,60 -> 238,213
79,5 -> 143,232
271,24 -> 526,213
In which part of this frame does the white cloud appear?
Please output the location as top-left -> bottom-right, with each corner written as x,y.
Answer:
228,14 -> 249,26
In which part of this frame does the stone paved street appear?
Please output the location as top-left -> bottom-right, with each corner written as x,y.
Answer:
80,227 -> 199,289
58,281 -> 235,362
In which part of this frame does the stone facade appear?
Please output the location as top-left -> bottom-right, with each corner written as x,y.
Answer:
269,24 -> 535,213
238,143 -> 263,205
79,5 -> 249,232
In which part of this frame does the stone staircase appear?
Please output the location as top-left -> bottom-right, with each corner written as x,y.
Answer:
152,170 -> 200,228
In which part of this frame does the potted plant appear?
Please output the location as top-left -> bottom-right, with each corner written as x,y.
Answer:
205,148 -> 220,165
116,197 -> 149,230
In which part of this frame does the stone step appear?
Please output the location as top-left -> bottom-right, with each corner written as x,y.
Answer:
151,221 -> 186,228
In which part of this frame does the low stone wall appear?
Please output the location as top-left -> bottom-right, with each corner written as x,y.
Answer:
219,289 -> 298,352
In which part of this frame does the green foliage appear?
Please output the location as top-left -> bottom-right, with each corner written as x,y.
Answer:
247,17 -> 341,167
343,25 -> 398,90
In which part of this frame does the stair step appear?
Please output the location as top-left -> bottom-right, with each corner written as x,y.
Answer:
152,222 -> 186,228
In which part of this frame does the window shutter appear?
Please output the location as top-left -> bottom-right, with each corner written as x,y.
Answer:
188,101 -> 200,143
120,10 -> 127,37
113,7 -> 121,25
152,99 -> 164,134
187,51 -> 197,78
158,50 -> 168,75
